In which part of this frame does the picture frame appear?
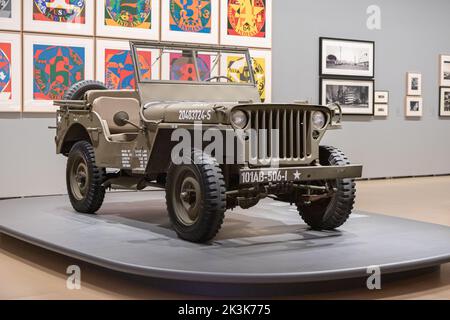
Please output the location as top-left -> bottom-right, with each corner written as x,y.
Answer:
320,78 -> 374,115
220,0 -> 272,48
220,49 -> 272,103
0,0 -> 21,31
405,96 -> 423,117
320,37 -> 375,78
374,104 -> 388,117
24,0 -> 94,35
161,0 -> 219,44
439,86 -> 450,117
23,34 -> 94,113
439,55 -> 450,87
96,39 -> 160,90
407,72 -> 422,96
375,90 -> 389,104
96,0 -> 160,40
0,32 -> 21,112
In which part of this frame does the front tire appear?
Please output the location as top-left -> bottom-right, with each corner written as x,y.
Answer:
166,151 -> 226,243
297,146 -> 356,230
66,141 -> 106,214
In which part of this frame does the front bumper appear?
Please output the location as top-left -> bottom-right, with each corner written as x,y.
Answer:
239,164 -> 363,184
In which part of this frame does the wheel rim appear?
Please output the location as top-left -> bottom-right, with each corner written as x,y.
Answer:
70,155 -> 89,201
173,168 -> 201,226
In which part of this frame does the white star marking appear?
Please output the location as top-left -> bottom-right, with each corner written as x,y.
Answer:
293,170 -> 301,180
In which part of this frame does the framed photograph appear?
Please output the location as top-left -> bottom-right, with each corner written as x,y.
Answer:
374,104 -> 388,117
440,55 -> 450,87
320,37 -> 375,78
24,0 -> 94,35
405,96 -> 423,117
439,87 -> 450,117
220,49 -> 272,102
23,34 -> 94,113
375,90 -> 389,104
220,0 -> 272,48
96,0 -> 160,40
320,78 -> 374,115
96,39 -> 160,90
0,0 -> 21,31
407,72 -> 422,96
161,0 -> 219,44
0,32 -> 21,112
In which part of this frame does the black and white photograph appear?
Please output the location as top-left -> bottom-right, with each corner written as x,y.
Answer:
320,37 -> 375,78
440,55 -> 450,87
0,0 -> 11,18
407,72 -> 422,96
405,96 -> 423,117
0,0 -> 20,30
439,87 -> 450,116
320,78 -> 374,115
374,104 -> 389,117
375,91 -> 389,104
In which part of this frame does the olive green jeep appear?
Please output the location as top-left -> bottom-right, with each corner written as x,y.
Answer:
54,41 -> 362,243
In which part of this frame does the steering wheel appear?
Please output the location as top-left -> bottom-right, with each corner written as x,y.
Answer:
205,76 -> 233,83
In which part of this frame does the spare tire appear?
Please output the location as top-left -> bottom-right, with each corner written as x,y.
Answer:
63,80 -> 107,101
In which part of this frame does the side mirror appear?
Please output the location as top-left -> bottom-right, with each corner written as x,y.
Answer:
113,111 -> 130,127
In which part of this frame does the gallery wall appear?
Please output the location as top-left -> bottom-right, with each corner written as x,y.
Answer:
1,0 -> 450,198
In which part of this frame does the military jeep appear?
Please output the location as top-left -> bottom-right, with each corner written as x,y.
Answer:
54,41 -> 362,243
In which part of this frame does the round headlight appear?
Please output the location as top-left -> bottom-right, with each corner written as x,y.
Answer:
312,111 -> 326,130
231,110 -> 248,129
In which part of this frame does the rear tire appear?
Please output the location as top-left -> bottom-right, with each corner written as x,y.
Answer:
64,80 -> 107,101
297,146 -> 356,230
67,141 -> 106,214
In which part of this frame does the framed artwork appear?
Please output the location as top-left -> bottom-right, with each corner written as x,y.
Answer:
439,55 -> 450,87
24,0 -> 94,35
374,104 -> 388,117
96,39 -> 160,90
161,0 -> 219,44
96,0 -> 160,40
220,49 -> 272,102
161,50 -> 219,82
375,90 -> 389,104
405,96 -> 423,117
407,72 -> 422,96
0,0 -> 21,31
0,32 -> 21,112
439,87 -> 450,117
320,37 -> 375,78
320,78 -> 374,115
23,34 -> 94,113
220,0 -> 272,48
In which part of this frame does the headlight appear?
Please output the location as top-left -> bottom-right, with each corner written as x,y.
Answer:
231,110 -> 248,129
312,111 -> 326,130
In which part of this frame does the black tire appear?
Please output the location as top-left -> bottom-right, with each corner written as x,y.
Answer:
166,151 -> 226,243
297,146 -> 356,230
64,80 -> 107,101
66,141 -> 106,214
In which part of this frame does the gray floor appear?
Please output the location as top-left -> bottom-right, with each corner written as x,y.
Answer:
0,191 -> 449,285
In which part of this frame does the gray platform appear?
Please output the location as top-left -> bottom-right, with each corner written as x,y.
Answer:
0,192 -> 449,285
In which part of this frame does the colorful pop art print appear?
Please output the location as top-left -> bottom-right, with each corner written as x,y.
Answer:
96,39 -> 160,90
0,0 -> 21,31
161,50 -> 219,82
161,0 -> 219,44
24,35 -> 94,112
24,0 -> 94,35
220,49 -> 272,102
0,33 -> 21,112
220,0 -> 272,48
97,0 -> 160,40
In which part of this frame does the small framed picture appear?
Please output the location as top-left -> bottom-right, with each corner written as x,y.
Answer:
375,90 -> 389,104
320,78 -> 374,115
439,87 -> 450,117
320,37 -> 375,78
407,72 -> 422,96
0,0 -> 21,31
440,55 -> 450,87
405,96 -> 423,117
374,104 -> 388,117
0,32 -> 21,112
